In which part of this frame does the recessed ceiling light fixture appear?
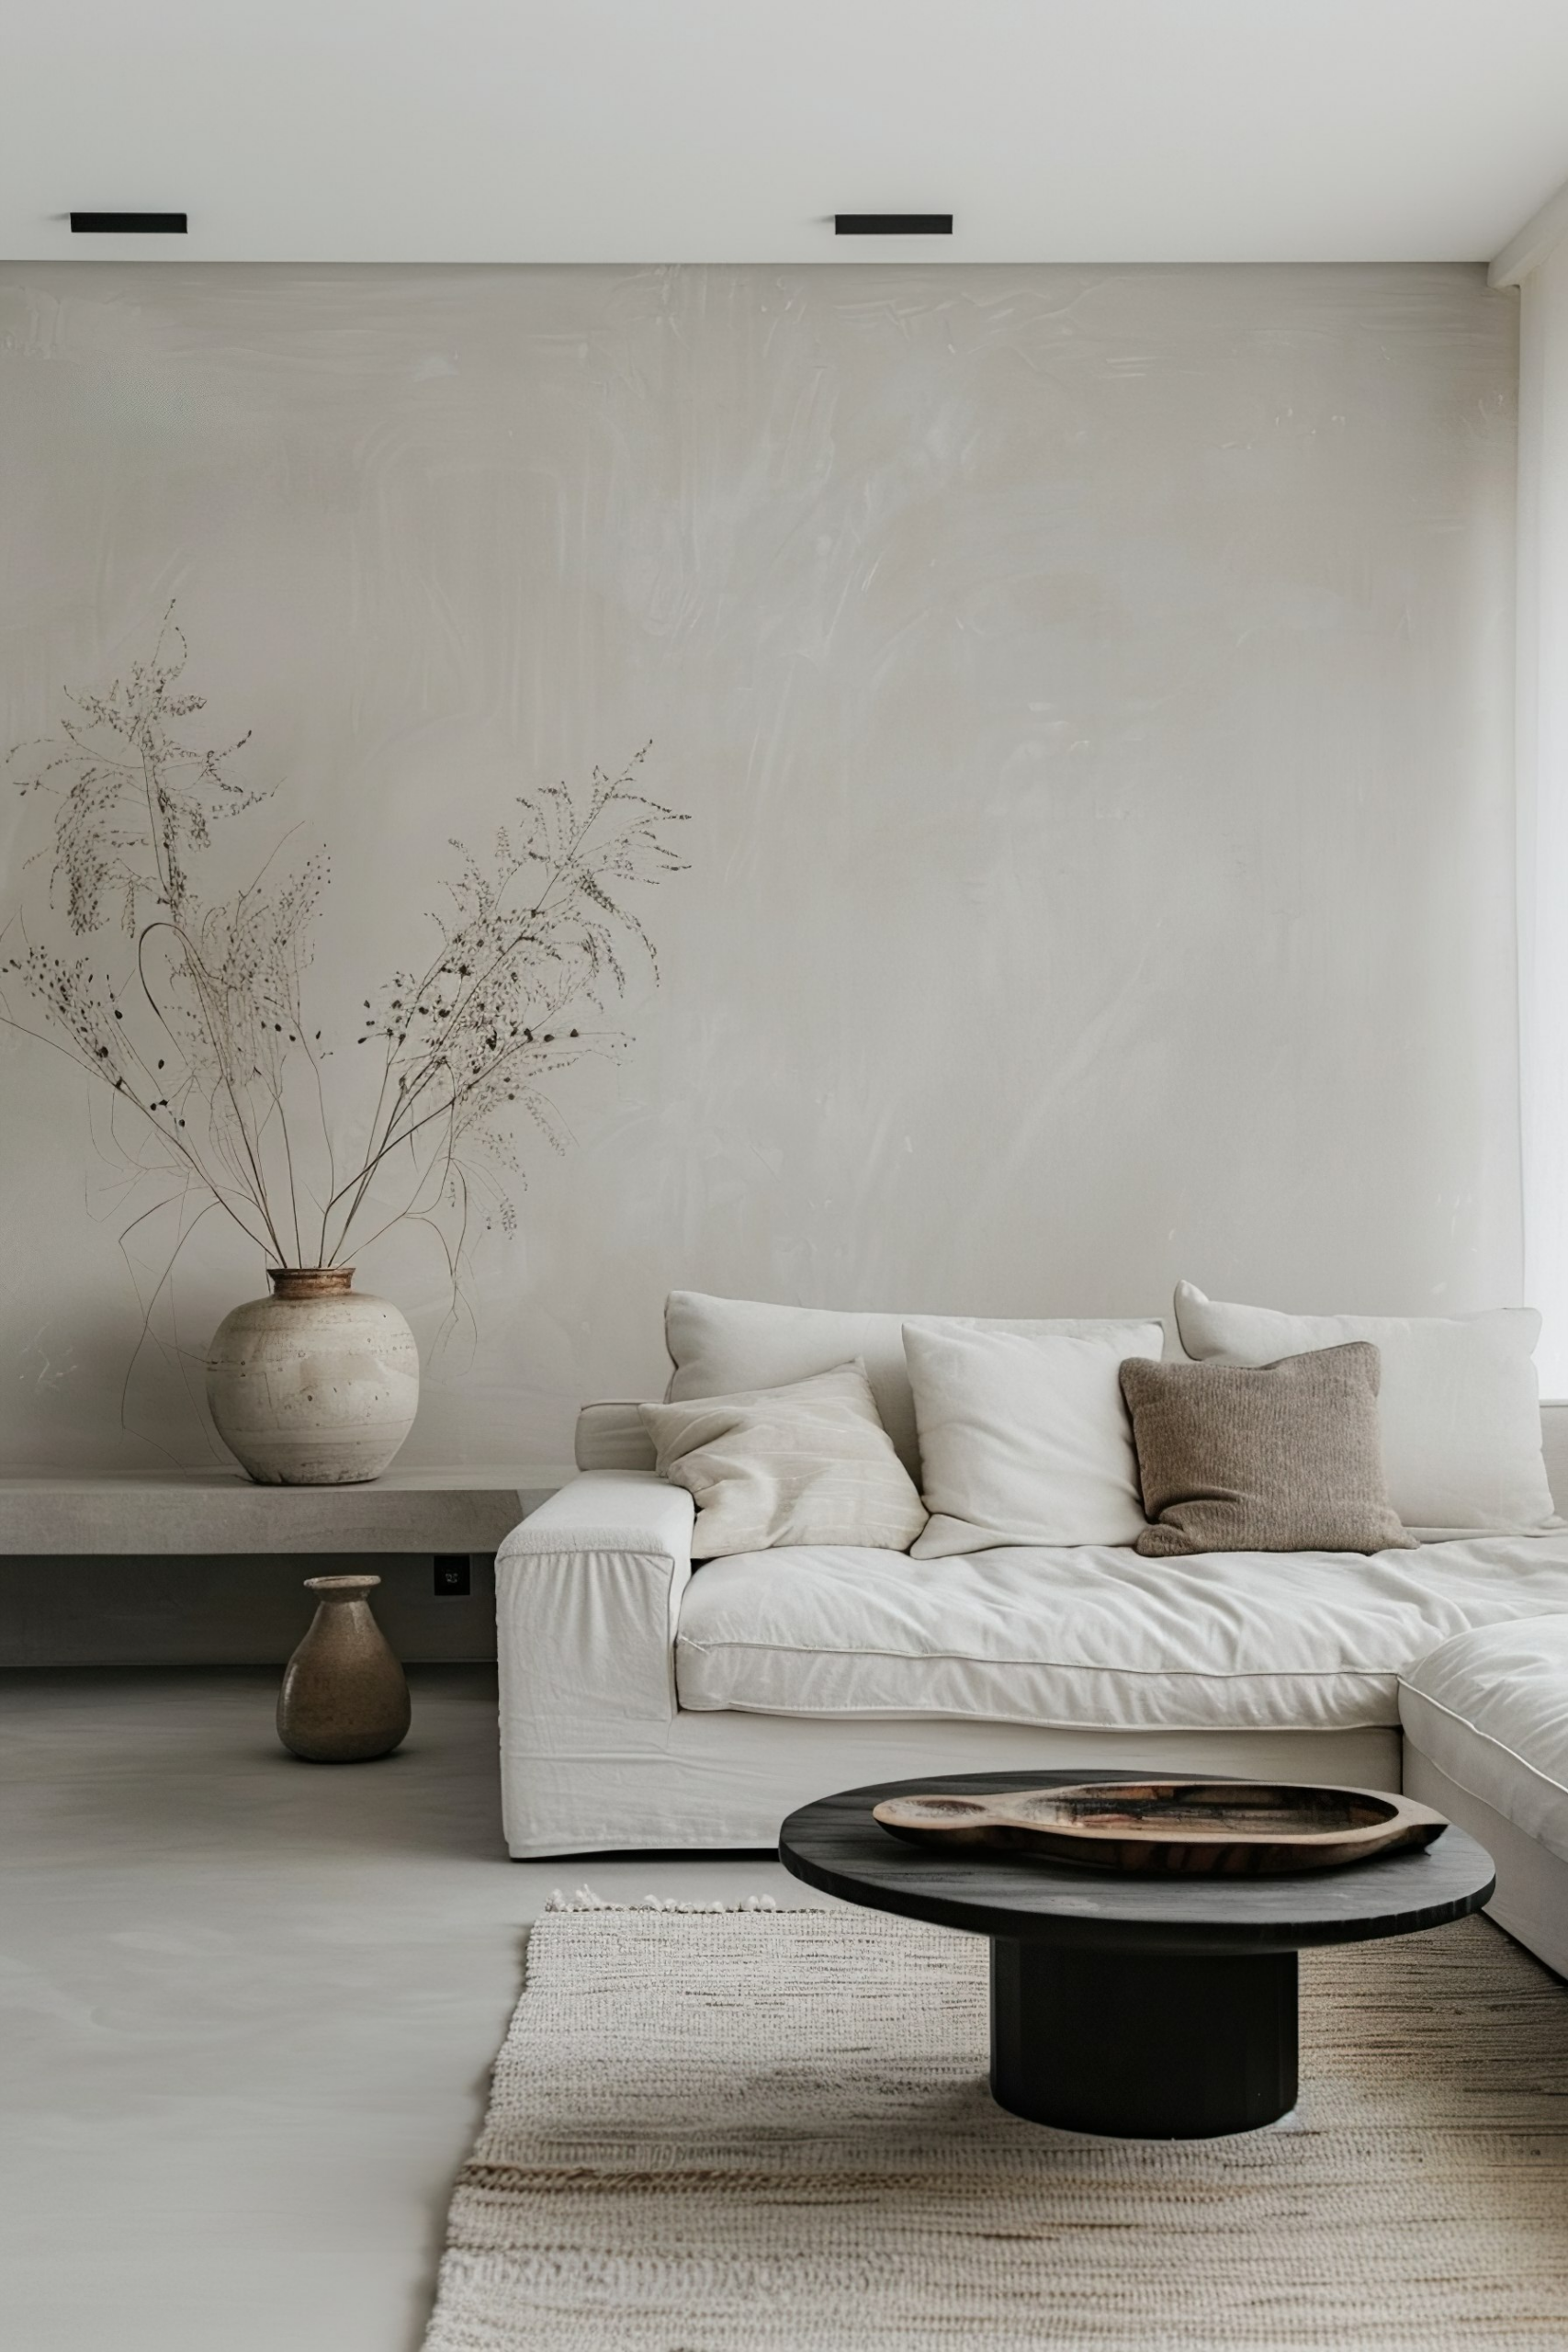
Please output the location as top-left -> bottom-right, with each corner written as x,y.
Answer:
70,211 -> 187,233
835,213 -> 953,236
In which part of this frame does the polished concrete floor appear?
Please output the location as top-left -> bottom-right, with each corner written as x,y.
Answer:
0,1668 -> 800,2352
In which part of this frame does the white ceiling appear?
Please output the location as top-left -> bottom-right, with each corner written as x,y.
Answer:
5,0 -> 1568,267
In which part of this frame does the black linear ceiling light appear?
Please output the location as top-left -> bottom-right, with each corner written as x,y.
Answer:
835,213 -> 953,235
70,212 -> 187,233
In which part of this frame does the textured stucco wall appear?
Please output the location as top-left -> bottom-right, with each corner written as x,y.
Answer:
0,264 -> 1519,1476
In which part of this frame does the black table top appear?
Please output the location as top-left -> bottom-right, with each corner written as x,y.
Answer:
779,1769 -> 1496,1956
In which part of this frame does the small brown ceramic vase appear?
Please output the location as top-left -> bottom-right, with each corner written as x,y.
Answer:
276,1574 -> 412,1763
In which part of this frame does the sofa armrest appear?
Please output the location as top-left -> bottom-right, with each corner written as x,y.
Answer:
501,1467 -> 694,1562
494,1472 -> 697,1854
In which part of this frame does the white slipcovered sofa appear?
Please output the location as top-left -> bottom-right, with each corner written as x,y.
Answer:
496,1299 -> 1568,1980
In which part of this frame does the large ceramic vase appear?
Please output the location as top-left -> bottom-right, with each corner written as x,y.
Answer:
206,1266 -> 419,1486
276,1573 -> 411,1762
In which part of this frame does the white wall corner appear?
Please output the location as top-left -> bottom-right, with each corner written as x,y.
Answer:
1493,176 -> 1568,288
1515,238 -> 1568,1394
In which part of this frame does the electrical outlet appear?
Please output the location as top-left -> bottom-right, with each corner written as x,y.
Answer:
433,1554 -> 471,1598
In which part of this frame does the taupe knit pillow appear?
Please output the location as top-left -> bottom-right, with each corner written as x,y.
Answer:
1119,1343 -> 1414,1557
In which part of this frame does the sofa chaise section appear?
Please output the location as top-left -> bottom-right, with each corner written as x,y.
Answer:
1401,1616 -> 1568,1977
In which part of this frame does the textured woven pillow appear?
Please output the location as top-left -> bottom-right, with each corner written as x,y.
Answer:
639,1362 -> 927,1560
1119,1343 -> 1415,1558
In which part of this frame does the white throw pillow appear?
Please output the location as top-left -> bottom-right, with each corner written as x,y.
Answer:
663,1292 -> 1165,1481
1172,1282 -> 1555,1535
639,1362 -> 927,1559
904,1320 -> 1164,1555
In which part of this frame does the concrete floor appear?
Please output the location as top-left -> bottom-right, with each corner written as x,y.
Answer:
0,1668 -> 798,2352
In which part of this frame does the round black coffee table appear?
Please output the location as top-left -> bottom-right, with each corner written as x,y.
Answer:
779,1769 -> 1495,2140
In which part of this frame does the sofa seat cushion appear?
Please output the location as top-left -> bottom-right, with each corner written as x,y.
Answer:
674,1535 -> 1568,1736
1399,1615 -> 1568,1866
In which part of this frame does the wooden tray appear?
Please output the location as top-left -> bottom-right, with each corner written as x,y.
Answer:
871,1781 -> 1449,1875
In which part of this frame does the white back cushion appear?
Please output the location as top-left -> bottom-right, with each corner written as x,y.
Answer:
663,1291 -> 1164,1480
1172,1282 -> 1554,1534
580,1367 -> 1568,1506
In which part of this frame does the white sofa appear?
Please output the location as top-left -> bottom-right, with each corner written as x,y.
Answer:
496,1389 -> 1568,1979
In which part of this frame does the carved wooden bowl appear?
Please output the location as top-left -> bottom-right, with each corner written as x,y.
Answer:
871,1780 -> 1449,1875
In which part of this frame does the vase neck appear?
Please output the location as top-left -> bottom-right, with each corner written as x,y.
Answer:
268,1267 -> 355,1301
304,1573 -> 381,1603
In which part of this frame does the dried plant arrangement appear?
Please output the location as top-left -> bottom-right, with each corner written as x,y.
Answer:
2,610 -> 687,1326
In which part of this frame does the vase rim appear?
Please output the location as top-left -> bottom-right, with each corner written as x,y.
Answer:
267,1265 -> 355,1299
304,1573 -> 382,1599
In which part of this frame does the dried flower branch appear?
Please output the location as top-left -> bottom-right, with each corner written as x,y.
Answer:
3,610 -> 686,1316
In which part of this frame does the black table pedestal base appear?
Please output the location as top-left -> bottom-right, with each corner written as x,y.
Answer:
989,1938 -> 1299,2138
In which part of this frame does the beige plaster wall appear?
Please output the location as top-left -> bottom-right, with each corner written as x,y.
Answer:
0,264 -> 1519,1476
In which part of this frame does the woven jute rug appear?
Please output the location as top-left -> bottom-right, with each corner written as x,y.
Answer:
423,1894 -> 1568,2350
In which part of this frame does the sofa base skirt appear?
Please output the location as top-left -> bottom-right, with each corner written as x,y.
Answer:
501,1709 -> 1404,1858
1402,1748 -> 1568,1980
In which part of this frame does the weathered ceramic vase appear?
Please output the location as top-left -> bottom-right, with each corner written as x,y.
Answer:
206,1267 -> 419,1486
276,1574 -> 412,1763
